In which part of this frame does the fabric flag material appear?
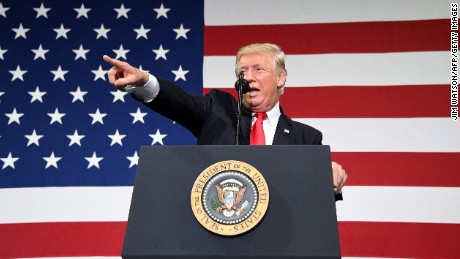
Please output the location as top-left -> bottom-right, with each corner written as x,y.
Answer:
1,0 -> 459,258
1,0 -> 201,257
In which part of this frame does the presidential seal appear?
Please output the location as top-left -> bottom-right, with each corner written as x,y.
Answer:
191,160 -> 269,236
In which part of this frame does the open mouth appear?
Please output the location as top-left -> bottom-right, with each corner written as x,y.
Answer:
248,88 -> 260,97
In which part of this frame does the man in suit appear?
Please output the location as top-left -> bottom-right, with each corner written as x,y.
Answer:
103,43 -> 347,196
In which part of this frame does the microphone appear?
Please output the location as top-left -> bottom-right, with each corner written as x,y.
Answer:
234,71 -> 250,94
234,71 -> 249,145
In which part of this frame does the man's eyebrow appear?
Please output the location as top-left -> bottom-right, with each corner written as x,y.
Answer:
239,63 -> 263,69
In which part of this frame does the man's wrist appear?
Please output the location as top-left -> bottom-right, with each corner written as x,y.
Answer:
141,71 -> 149,86
125,71 -> 151,91
127,73 -> 160,103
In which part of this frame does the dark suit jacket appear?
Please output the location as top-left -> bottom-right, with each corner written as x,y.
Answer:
143,78 -> 344,200
145,78 -> 322,145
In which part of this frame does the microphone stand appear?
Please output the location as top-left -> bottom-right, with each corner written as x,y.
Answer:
236,80 -> 243,145
235,72 -> 249,145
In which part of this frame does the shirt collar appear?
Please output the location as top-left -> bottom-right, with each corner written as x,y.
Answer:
252,102 -> 281,127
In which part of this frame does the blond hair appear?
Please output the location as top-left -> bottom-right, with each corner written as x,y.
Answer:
235,43 -> 287,94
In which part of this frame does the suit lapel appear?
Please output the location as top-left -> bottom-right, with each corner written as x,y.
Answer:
238,105 -> 293,145
239,106 -> 252,145
273,109 -> 294,145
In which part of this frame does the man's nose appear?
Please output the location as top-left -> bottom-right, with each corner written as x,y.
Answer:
244,70 -> 255,82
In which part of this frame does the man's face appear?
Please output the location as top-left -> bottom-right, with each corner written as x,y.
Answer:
238,53 -> 286,112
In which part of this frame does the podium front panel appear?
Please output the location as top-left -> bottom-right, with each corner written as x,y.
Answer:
122,145 -> 340,259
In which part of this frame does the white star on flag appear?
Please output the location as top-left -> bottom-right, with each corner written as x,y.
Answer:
138,65 -> 149,73
25,129 -> 44,146
85,152 -> 103,169
28,86 -> 47,103
72,44 -> 90,60
91,65 -> 108,81
47,108 -> 66,125
112,44 -> 130,60
5,108 -> 24,125
1,152 -> 19,170
111,90 -> 128,103
50,65 -> 69,81
12,23 -> 30,39
0,2 -> 10,18
0,46 -> 8,60
108,130 -> 126,146
53,23 -> 71,39
69,86 -> 88,103
134,24 -> 151,39
34,3 -> 51,18
150,129 -> 167,145
9,65 -> 28,81
172,65 -> 189,81
67,130 -> 85,147
74,3 -> 91,19
43,152 -> 62,169
173,24 -> 190,39
31,44 -> 50,60
153,45 -> 170,60
114,4 -> 130,19
153,3 -> 170,19
130,108 -> 147,124
89,108 -> 107,125
126,151 -> 139,168
94,24 -> 111,39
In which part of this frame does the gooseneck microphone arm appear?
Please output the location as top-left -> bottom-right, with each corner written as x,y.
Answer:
235,72 -> 250,145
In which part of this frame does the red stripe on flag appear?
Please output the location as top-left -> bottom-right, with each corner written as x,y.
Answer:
339,221 -> 460,258
2,221 -> 459,258
331,152 -> 460,187
204,19 -> 450,55
0,222 -> 126,258
204,85 -> 450,118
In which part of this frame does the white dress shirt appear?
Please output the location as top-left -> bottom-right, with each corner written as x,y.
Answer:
125,73 -> 159,103
252,102 -> 281,145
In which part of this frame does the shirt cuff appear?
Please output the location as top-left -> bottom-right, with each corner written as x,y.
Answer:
125,73 -> 159,103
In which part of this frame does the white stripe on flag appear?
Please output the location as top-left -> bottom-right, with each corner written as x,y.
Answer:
0,187 -> 133,224
203,52 -> 449,88
205,0 -> 450,25
296,118 -> 460,152
2,186 -> 460,224
337,186 -> 460,224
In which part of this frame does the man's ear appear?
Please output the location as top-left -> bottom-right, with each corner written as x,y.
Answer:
277,72 -> 287,88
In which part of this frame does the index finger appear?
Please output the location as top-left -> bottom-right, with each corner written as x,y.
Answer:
102,55 -> 126,69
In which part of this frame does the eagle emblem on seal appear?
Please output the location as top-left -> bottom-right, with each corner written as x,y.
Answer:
214,179 -> 249,217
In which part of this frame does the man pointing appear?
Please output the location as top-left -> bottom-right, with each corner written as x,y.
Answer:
103,43 -> 347,197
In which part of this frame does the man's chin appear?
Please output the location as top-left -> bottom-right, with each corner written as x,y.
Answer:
245,103 -> 266,113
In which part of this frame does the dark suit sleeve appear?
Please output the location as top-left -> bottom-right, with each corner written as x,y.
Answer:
312,129 -> 323,145
143,78 -> 210,136
293,120 -> 323,145
311,129 -> 343,201
141,78 -> 238,140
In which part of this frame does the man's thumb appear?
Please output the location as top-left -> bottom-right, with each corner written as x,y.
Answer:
114,77 -> 129,87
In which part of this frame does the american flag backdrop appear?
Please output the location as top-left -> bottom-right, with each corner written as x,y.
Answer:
1,0 -> 459,258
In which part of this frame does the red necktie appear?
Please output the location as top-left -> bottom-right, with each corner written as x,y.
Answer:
250,112 -> 267,145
